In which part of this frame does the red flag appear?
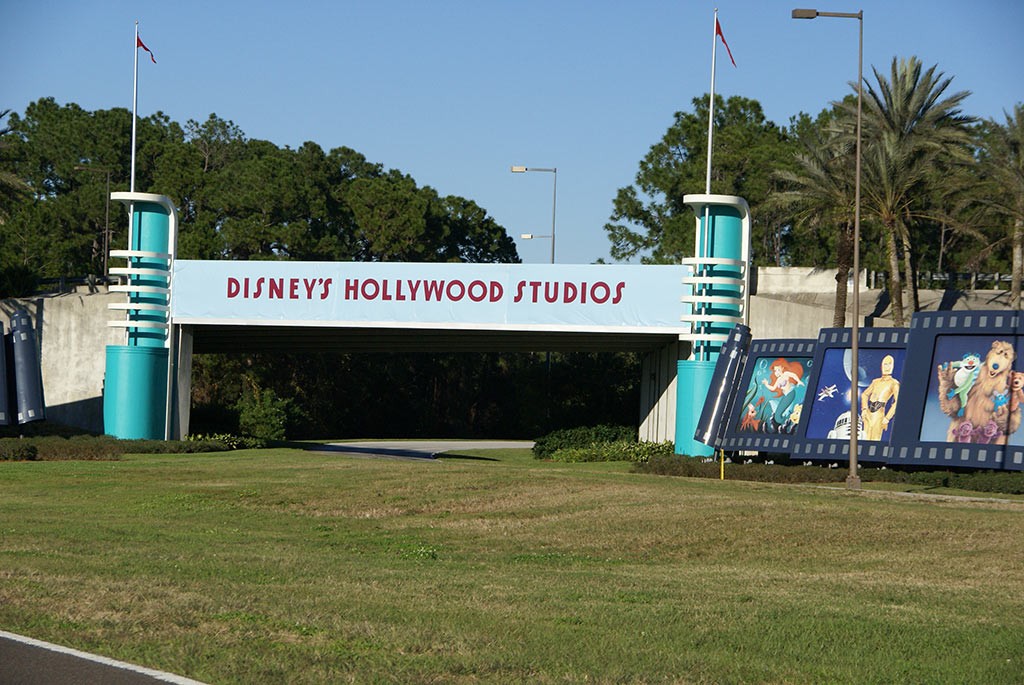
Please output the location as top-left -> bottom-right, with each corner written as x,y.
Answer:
715,19 -> 736,67
137,35 -> 156,64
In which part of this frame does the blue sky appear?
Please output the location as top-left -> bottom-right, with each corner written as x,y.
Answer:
3,1 -> 1021,264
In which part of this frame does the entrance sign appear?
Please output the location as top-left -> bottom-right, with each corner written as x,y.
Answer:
172,261 -> 691,333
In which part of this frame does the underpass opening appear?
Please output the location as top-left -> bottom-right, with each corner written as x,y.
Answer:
167,260 -> 692,442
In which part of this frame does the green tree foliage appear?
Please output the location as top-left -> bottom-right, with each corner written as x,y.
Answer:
186,349 -> 641,440
0,109 -> 31,224
1,100 -> 518,274
237,383 -> 291,442
0,99 -> 169,279
605,94 -> 796,265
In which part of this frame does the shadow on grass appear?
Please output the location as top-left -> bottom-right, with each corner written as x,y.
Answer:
436,453 -> 500,462
284,440 -> 504,462
299,443 -> 439,460
302,445 -> 500,462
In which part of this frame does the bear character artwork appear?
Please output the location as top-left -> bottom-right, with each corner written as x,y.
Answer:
1010,371 -> 1024,413
937,340 -> 1021,444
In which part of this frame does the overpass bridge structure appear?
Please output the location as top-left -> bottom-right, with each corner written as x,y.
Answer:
4,192 -> 755,451
167,257 -> 695,442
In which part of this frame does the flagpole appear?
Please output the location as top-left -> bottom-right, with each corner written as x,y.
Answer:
705,8 -> 718,195
131,21 -> 139,193
697,9 -> 720,361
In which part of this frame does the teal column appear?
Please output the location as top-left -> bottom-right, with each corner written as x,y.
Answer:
104,192 -> 177,440
126,201 -> 171,347
676,359 -> 717,456
676,194 -> 750,456
104,346 -> 168,439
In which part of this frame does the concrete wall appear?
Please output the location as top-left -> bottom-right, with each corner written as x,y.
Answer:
638,340 -> 683,443
2,288 -> 121,432
750,295 -> 833,340
749,267 -> 868,339
755,266 -> 865,295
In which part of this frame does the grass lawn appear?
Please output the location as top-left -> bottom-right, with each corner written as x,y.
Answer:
2,447 -> 1023,684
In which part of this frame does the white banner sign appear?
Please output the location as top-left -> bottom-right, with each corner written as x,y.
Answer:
171,261 -> 690,333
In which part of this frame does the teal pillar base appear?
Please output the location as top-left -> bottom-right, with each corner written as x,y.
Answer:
104,345 -> 168,439
675,360 -> 716,457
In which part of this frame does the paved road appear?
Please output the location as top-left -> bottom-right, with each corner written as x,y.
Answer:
316,439 -> 534,459
0,630 -> 205,684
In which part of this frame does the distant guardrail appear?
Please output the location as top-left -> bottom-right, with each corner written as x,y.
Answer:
19,275 -> 121,296
867,271 -> 1016,291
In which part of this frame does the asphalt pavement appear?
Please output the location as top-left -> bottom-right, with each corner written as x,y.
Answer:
0,630 -> 206,684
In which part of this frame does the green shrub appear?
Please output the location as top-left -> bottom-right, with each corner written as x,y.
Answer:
550,440 -> 674,464
186,433 -> 266,450
953,471 -> 1024,494
32,435 -> 122,460
0,439 -> 38,461
533,425 -> 636,458
0,434 -> 248,461
237,387 -> 290,442
549,446 -> 613,463
621,440 -> 675,463
118,438 -> 248,454
637,458 -> 1024,493
636,455 -> 849,484
636,454 -> 720,478
862,468 -> 1024,495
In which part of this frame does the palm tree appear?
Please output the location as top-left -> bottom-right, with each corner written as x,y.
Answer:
838,57 -> 974,326
976,104 -> 1024,308
772,121 -> 856,327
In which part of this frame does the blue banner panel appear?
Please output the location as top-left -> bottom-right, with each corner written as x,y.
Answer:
694,323 -> 752,448
0,324 -> 8,426
889,312 -> 1018,471
718,338 -> 817,455
791,328 -> 909,465
10,310 -> 45,424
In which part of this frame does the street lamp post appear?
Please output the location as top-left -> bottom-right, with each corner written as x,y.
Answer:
792,7 -> 863,489
73,164 -> 113,278
518,233 -> 554,263
510,166 -> 557,264
512,165 -> 558,429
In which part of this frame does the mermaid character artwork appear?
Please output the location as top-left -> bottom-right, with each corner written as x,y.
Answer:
737,356 -> 810,434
